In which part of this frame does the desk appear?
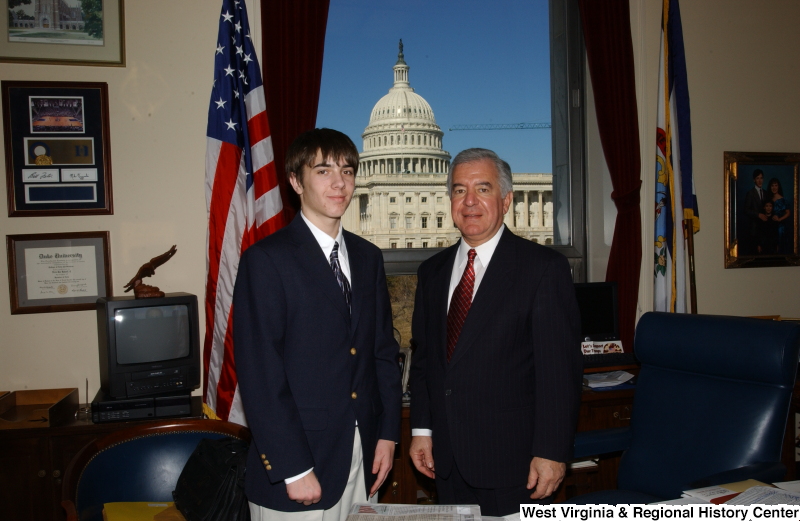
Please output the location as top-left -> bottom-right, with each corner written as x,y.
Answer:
0,396 -> 203,521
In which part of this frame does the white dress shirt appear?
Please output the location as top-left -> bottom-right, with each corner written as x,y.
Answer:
285,212 -> 353,484
412,225 -> 506,438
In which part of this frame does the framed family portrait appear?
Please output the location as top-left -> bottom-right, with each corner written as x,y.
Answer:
2,81 -> 113,217
6,231 -> 112,314
0,0 -> 124,66
724,151 -> 800,268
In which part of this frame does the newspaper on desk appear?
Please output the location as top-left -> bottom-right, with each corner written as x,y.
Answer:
347,503 -> 481,521
723,486 -> 800,505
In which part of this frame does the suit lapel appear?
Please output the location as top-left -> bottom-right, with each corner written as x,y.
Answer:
287,217 -> 351,321
344,232 -> 364,334
448,229 -> 516,368
432,245 -> 458,368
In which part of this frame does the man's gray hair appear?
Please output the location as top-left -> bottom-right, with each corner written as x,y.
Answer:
447,148 -> 513,197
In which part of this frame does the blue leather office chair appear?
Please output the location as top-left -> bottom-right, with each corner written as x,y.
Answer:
61,418 -> 250,521
567,312 -> 800,504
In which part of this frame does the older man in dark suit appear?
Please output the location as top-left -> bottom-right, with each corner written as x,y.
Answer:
234,128 -> 401,521
409,148 -> 583,516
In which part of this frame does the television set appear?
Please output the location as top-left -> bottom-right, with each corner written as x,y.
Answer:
574,282 -> 619,341
97,292 -> 201,399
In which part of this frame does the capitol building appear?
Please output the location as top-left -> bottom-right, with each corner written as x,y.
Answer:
341,43 -> 553,248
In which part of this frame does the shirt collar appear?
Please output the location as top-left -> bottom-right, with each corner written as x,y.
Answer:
456,224 -> 505,267
300,211 -> 346,259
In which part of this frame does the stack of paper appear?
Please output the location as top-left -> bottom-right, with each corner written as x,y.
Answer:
583,371 -> 634,389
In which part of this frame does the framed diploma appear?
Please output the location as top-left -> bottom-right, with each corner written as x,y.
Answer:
6,231 -> 112,314
2,81 -> 113,217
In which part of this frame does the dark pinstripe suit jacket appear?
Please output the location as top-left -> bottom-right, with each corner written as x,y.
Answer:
409,227 -> 583,489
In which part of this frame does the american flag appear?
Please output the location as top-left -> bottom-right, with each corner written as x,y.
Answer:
204,0 -> 287,423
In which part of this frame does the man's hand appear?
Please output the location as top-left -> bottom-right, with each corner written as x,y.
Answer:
370,439 -> 396,497
527,457 -> 566,500
409,436 -> 435,478
286,471 -> 322,506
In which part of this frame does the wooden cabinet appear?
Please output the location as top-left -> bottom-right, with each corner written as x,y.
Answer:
0,398 -> 203,521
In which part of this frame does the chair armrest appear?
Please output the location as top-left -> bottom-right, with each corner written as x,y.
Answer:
573,427 -> 632,459
61,499 -> 78,521
685,462 -> 787,489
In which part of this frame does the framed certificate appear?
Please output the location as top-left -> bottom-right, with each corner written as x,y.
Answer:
2,81 -> 113,217
6,231 -> 112,314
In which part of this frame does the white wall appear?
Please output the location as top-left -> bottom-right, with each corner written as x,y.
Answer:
0,2 -> 225,398
587,0 -> 800,318
2,0 -> 799,399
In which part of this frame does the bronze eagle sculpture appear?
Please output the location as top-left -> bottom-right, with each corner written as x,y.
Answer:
124,245 -> 177,298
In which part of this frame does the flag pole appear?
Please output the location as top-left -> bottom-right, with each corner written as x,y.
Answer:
683,218 -> 698,314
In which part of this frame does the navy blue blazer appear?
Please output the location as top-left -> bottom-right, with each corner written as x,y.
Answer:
409,228 -> 583,489
233,216 -> 401,511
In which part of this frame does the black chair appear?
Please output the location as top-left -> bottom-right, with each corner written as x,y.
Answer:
566,312 -> 800,504
61,418 -> 250,521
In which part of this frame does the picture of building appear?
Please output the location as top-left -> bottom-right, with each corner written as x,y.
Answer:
342,43 -> 554,248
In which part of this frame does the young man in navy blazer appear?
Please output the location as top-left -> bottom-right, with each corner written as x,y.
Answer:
234,128 -> 401,521
409,148 -> 583,516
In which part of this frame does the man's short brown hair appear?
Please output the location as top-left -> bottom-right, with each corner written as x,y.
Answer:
285,128 -> 360,185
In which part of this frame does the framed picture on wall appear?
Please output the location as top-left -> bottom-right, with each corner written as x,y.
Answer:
724,151 -> 800,268
6,231 -> 112,314
0,0 -> 125,66
2,81 -> 113,217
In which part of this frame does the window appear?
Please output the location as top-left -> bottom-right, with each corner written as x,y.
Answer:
422,242 -> 428,248
437,240 -> 444,247
389,215 -> 397,229
421,216 -> 428,229
405,215 -> 413,228
317,0 -> 586,278
407,242 -> 413,248
390,197 -> 396,203
391,242 -> 397,248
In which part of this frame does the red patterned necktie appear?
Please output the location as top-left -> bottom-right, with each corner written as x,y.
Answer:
446,249 -> 477,362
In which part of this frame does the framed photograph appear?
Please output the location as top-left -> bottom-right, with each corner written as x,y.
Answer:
2,81 -> 113,217
6,231 -> 112,314
0,0 -> 124,66
724,151 -> 800,268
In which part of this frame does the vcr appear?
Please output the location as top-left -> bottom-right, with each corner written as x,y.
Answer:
91,388 -> 192,423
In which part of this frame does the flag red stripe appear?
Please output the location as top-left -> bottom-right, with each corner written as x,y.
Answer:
248,110 -> 271,151
214,308 -> 238,420
203,142 -> 242,401
253,160 -> 280,201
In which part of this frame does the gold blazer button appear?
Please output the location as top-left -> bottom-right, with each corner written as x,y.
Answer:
351,392 -> 358,399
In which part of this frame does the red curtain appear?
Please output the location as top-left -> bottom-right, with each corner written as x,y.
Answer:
579,0 -> 642,351
260,0 -> 331,218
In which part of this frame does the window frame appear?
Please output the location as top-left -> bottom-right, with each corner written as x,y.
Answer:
381,0 -> 586,279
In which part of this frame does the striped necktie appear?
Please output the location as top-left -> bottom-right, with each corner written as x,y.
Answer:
329,241 -> 352,312
446,248 -> 476,362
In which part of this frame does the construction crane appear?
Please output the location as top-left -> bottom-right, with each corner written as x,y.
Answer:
448,122 -> 551,131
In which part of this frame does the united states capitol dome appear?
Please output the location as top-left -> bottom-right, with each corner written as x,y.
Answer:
368,48 -> 437,125
360,40 -> 449,173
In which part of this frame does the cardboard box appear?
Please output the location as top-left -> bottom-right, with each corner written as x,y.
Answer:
0,388 -> 78,429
